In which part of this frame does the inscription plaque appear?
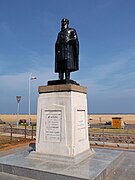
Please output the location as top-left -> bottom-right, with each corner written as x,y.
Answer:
45,110 -> 61,142
77,110 -> 85,129
77,110 -> 86,140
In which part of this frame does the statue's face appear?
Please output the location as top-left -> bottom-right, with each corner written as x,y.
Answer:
61,18 -> 69,30
61,22 -> 68,30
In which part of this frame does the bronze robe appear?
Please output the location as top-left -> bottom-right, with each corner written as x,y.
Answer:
55,28 -> 79,73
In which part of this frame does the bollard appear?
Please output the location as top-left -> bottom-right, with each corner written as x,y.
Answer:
9,124 -> 13,142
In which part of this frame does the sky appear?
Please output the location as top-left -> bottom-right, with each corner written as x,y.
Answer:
0,0 -> 135,114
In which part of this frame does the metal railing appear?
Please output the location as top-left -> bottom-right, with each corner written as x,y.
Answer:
0,124 -> 36,143
89,126 -> 135,149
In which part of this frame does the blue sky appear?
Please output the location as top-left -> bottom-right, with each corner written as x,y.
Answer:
0,0 -> 135,114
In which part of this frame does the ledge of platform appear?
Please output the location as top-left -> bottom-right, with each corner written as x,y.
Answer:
38,84 -> 87,94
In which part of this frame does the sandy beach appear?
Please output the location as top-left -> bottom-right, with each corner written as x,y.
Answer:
0,114 -> 37,123
0,114 -> 135,125
88,114 -> 135,124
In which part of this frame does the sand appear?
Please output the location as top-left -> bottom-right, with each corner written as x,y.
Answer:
88,114 -> 135,124
0,114 -> 36,123
0,114 -> 135,124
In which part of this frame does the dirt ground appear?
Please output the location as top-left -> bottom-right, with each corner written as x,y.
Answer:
0,138 -> 35,152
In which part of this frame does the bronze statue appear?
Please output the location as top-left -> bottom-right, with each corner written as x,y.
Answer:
55,18 -> 79,80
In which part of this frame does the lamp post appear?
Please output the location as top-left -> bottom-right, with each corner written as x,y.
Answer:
28,73 -> 37,126
16,96 -> 21,127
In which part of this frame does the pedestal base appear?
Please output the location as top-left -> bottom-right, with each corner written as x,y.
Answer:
35,84 -> 93,163
28,149 -> 94,164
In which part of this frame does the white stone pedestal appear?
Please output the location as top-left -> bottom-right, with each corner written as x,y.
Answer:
29,84 -> 93,163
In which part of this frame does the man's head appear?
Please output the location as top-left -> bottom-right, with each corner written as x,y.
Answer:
61,18 -> 69,30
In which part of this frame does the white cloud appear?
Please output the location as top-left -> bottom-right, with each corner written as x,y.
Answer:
80,49 -> 135,91
0,67 -> 55,91
0,65 -> 56,113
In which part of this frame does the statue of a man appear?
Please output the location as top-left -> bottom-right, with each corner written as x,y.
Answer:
55,18 -> 79,80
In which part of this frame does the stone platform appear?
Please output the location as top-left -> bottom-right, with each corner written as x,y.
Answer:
0,146 -> 124,180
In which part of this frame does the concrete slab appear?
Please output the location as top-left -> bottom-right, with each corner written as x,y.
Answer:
0,172 -> 33,180
0,146 -> 124,180
105,151 -> 135,180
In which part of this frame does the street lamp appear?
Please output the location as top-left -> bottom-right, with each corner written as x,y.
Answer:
16,96 -> 21,127
28,73 -> 37,126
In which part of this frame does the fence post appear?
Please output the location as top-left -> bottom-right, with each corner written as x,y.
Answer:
24,124 -> 27,139
9,124 -> 12,142
127,129 -> 129,149
31,125 -> 34,140
103,126 -> 105,147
